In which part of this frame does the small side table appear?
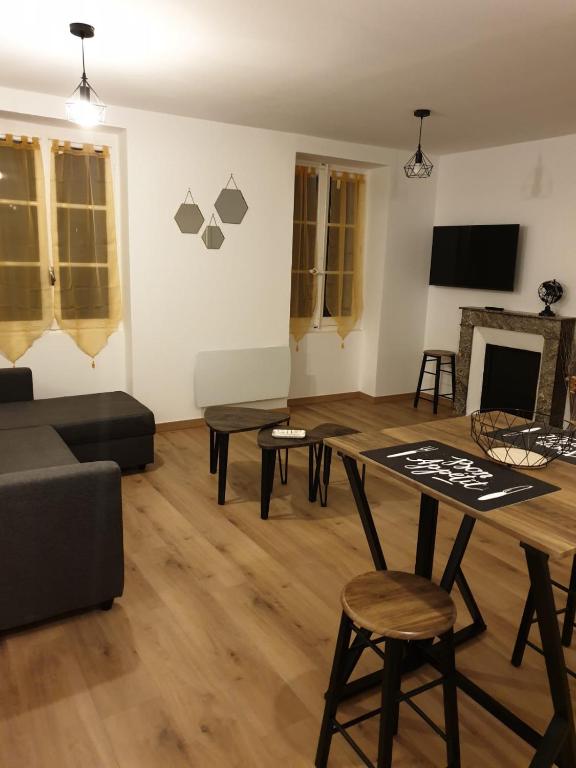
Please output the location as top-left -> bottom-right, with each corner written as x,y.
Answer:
204,406 -> 289,505
257,422 -> 364,519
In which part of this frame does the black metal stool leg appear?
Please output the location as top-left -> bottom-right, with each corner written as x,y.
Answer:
450,354 -> 457,406
377,638 -> 404,768
315,613 -> 354,768
209,428 -> 218,474
308,444 -> 321,502
441,629 -> 461,768
562,555 -> 576,648
413,354 -> 427,409
311,443 -> 324,504
260,449 -> 276,520
511,587 -> 535,667
433,356 -> 441,414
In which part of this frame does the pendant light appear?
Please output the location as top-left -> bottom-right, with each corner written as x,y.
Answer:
404,109 -> 433,178
66,23 -> 106,128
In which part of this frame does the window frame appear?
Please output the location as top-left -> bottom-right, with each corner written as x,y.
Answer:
295,161 -> 364,332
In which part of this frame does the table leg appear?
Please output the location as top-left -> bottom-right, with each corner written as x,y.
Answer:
309,443 -> 323,503
260,449 -> 276,520
341,455 -> 387,571
523,545 -> 576,768
217,433 -> 229,505
415,494 -> 438,579
209,428 -> 219,474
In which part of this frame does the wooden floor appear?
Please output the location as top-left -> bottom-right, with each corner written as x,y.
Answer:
1,396 -> 574,767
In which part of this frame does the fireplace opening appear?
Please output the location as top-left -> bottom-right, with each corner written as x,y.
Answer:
480,344 -> 541,417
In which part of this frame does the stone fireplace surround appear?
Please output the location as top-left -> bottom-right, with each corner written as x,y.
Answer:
455,307 -> 576,425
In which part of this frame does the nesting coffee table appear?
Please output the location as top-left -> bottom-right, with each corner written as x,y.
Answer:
204,406 -> 289,504
258,422 -> 364,519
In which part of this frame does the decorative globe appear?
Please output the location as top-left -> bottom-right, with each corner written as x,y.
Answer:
538,279 -> 563,316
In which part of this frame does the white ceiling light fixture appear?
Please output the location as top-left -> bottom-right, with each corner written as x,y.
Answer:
66,22 -> 106,128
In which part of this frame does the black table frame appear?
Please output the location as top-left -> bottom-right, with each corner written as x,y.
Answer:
339,454 -> 576,767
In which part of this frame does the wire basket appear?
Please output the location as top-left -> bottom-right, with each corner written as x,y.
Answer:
470,409 -> 576,469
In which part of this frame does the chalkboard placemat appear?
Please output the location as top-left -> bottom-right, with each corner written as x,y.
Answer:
360,440 -> 560,512
486,422 -> 576,466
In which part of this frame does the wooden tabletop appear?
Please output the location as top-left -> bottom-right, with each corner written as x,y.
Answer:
204,406 -> 289,434
325,416 -> 576,561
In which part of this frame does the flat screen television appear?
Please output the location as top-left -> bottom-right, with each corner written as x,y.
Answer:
429,224 -> 519,291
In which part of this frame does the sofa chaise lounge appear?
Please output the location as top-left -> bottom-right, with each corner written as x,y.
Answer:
0,368 -> 155,632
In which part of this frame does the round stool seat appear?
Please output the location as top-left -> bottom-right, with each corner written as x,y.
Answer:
342,571 -> 457,640
424,349 -> 456,358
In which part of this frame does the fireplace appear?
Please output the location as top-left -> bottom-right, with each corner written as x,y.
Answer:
480,344 -> 541,417
455,307 -> 576,425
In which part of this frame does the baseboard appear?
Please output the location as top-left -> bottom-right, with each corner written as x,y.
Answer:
287,391 -> 360,406
357,392 -> 415,404
156,418 -> 205,432
287,391 -> 415,406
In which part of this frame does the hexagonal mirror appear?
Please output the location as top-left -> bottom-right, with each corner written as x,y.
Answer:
174,202 -> 204,234
215,188 -> 248,224
202,216 -> 225,249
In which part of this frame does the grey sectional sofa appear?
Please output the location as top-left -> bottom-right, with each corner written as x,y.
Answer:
0,368 -> 156,632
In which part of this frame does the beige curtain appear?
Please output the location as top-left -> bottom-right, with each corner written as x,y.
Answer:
0,135 -> 52,363
324,171 -> 365,342
290,165 -> 318,343
51,141 -> 121,360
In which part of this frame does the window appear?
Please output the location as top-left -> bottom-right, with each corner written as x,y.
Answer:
0,135 -> 52,362
289,164 -> 365,342
51,141 -> 122,359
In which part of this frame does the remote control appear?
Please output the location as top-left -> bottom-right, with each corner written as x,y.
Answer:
271,428 -> 306,439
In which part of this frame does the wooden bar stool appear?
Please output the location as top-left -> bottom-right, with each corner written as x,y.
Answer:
512,554 -> 576,668
316,571 -> 460,768
414,350 -> 456,414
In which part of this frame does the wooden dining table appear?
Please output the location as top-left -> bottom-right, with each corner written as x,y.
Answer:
325,415 -> 576,768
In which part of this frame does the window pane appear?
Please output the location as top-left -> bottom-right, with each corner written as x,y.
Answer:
326,226 -> 341,271
0,265 -> 42,320
57,208 -> 108,264
290,272 -> 315,318
344,228 -> 355,271
0,146 -> 36,202
345,181 -> 356,225
292,222 -> 316,271
328,178 -> 342,224
341,274 -> 353,316
60,266 -> 109,319
293,173 -> 303,221
323,273 -> 339,317
54,152 -> 106,205
0,204 -> 39,262
306,174 -> 318,221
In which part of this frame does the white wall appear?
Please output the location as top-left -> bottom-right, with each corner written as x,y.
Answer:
425,133 -> 576,352
2,86 -> 437,422
374,160 -> 437,395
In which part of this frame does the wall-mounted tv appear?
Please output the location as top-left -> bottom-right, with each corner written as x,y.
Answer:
429,224 -> 519,291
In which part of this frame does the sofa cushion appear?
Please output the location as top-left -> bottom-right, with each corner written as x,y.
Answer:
0,426 -> 77,474
0,391 -> 155,446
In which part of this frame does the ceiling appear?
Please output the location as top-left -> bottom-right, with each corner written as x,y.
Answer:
1,0 -> 576,154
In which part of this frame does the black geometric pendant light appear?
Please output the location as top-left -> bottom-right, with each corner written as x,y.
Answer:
404,109 -> 433,178
66,23 -> 106,127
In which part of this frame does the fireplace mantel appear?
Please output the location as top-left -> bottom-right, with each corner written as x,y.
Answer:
455,307 -> 576,424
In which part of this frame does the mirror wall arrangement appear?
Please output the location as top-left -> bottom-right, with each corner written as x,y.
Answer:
174,174 -> 248,250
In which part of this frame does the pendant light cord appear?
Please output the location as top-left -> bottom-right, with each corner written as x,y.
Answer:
81,37 -> 87,82
418,116 -> 423,150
